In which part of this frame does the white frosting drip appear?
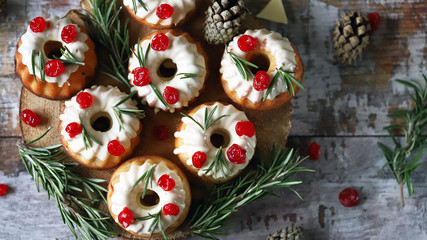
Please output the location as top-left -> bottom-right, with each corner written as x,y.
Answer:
59,85 -> 141,162
18,17 -> 89,87
129,32 -> 206,112
173,103 -> 256,179
123,0 -> 195,27
220,29 -> 297,103
110,161 -> 186,234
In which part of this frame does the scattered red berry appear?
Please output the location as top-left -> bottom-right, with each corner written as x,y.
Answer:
235,121 -> 255,138
163,86 -> 179,104
118,207 -> 134,228
253,71 -> 271,91
367,12 -> 380,34
163,203 -> 180,216
192,151 -> 207,168
132,67 -> 151,86
153,125 -> 168,140
226,144 -> 246,164
20,109 -> 41,127
156,4 -> 174,19
157,174 -> 175,191
108,140 -> 125,156
61,25 -> 77,43
65,122 -> 82,138
151,33 -> 169,51
44,59 -> 64,77
237,35 -> 258,52
0,184 -> 8,197
308,142 -> 321,161
339,188 -> 360,207
30,17 -> 47,33
76,92 -> 93,109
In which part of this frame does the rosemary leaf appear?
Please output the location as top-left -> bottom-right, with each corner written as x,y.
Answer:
149,83 -> 168,108
39,52 -> 46,82
228,51 -> 258,81
378,74 -> 427,207
80,119 -> 101,150
180,112 -> 204,131
31,50 -> 38,84
263,67 -> 305,101
204,147 -> 231,179
132,0 -> 148,14
177,73 -> 201,79
130,164 -> 156,200
263,71 -> 280,102
54,46 -> 85,66
180,105 -> 230,133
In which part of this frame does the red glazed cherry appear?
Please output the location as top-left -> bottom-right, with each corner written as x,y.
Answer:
367,12 -> 380,34
163,203 -> 180,216
235,121 -> 255,138
163,86 -> 179,104
156,4 -> 174,19
308,142 -> 321,161
30,17 -> 47,33
192,151 -> 207,168
0,184 -> 8,197
237,35 -> 258,52
151,33 -> 169,51
339,188 -> 360,207
157,174 -> 175,191
76,92 -> 93,109
132,67 -> 151,86
253,71 -> 271,91
65,122 -> 82,138
226,144 -> 246,164
20,109 -> 41,127
61,25 -> 77,43
108,140 -> 125,156
44,59 -> 64,77
118,207 -> 134,228
153,125 -> 168,140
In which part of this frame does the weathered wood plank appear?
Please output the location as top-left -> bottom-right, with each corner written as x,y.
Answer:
1,136 -> 426,239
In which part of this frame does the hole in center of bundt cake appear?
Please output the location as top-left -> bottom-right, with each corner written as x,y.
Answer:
157,59 -> 177,80
140,190 -> 160,207
210,129 -> 231,148
247,53 -> 271,74
90,112 -> 112,132
43,41 -> 63,59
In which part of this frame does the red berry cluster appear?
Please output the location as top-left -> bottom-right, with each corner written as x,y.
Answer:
20,109 -> 41,127
339,188 -> 360,207
163,86 -> 179,104
367,12 -> 380,34
308,142 -> 321,161
237,35 -> 258,52
108,140 -> 125,156
132,67 -> 151,86
61,25 -> 77,43
157,174 -> 175,191
226,144 -> 246,164
0,184 -> 8,197
45,59 -> 65,77
156,4 -> 174,20
151,33 -> 169,51
30,17 -> 47,33
235,121 -> 255,138
65,122 -> 82,138
76,92 -> 93,109
163,203 -> 180,216
192,151 -> 207,168
118,207 -> 134,228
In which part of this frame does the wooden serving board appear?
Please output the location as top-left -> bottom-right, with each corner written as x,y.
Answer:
19,0 -> 294,239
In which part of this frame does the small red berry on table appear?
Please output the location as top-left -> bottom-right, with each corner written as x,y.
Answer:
153,125 -> 168,140
367,12 -> 380,34
30,17 -> 47,33
151,33 -> 169,51
253,71 -> 271,91
118,207 -> 134,228
339,188 -> 360,207
44,59 -> 64,77
0,184 -> 8,196
61,25 -> 77,43
227,144 -> 246,164
163,86 -> 179,104
163,203 -> 180,216
156,4 -> 174,19
108,140 -> 125,156
308,142 -> 321,160
192,151 -> 207,168
157,174 -> 175,191
20,109 -> 41,127
237,35 -> 258,52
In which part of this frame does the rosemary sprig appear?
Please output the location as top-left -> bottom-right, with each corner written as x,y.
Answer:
31,50 -> 46,83
180,105 -> 230,132
17,128 -> 116,240
204,147 -> 232,179
134,210 -> 167,239
177,73 -> 201,79
378,75 -> 427,207
132,0 -> 149,14
130,164 -> 157,200
75,0 -> 131,89
187,144 -> 313,239
80,119 -> 102,150
228,51 -> 258,81
112,91 -> 145,131
264,67 -> 305,101
54,46 -> 85,66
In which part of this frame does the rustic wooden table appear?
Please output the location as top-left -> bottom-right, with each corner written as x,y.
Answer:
1,0 -> 426,239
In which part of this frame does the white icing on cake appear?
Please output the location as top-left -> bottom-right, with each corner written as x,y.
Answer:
17,17 -> 89,87
129,31 -> 206,113
123,0 -> 195,28
174,102 -> 256,179
110,161 -> 186,234
59,85 -> 141,163
220,29 -> 297,103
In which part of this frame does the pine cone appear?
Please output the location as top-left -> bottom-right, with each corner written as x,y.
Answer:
332,11 -> 371,65
204,0 -> 248,45
0,0 -> 6,13
266,225 -> 305,240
